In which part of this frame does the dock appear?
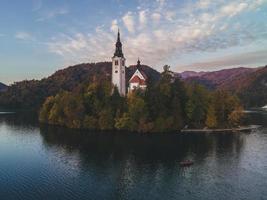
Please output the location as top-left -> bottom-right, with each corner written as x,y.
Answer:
181,125 -> 261,134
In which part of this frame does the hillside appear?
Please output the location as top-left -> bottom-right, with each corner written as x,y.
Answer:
183,66 -> 267,107
234,66 -> 267,107
179,71 -> 207,79
183,67 -> 257,89
0,62 -> 160,109
0,82 -> 7,92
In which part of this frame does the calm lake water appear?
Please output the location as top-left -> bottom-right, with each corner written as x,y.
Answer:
0,112 -> 267,200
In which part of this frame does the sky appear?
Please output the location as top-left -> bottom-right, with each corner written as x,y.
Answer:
0,0 -> 267,84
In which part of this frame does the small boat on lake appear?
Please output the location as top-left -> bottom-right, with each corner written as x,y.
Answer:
180,160 -> 194,167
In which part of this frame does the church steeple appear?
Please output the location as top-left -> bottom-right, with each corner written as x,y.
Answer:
114,30 -> 124,58
137,58 -> 141,68
112,29 -> 126,96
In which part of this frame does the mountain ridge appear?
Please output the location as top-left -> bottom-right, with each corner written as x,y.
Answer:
0,62 -> 266,109
0,82 -> 7,92
0,62 -> 160,109
182,66 -> 267,107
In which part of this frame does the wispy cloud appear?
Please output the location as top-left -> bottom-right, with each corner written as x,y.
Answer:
47,0 -> 267,70
139,10 -> 147,28
179,50 -> 267,71
110,19 -> 118,33
122,12 -> 135,33
37,7 -> 69,21
15,31 -> 34,41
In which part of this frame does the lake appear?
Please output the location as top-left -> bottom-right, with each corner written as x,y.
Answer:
0,111 -> 267,200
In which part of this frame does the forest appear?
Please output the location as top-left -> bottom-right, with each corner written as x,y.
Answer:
39,66 -> 244,133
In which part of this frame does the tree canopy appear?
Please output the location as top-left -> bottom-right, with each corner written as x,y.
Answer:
39,66 -> 244,132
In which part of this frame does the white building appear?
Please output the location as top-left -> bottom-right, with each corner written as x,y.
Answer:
112,31 -> 147,96
128,59 -> 147,92
112,31 -> 126,96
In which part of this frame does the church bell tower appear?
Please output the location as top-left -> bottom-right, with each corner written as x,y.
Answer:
112,30 -> 126,96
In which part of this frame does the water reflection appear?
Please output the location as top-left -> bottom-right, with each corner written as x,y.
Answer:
0,111 -> 38,129
1,111 -> 267,200
39,125 -> 245,172
39,126 -> 247,200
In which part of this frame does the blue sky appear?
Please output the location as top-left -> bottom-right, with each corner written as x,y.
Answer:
0,0 -> 267,84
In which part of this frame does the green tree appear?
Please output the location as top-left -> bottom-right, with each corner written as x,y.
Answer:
115,113 -> 132,130
186,84 -> 210,128
213,90 -> 243,127
98,108 -> 114,130
205,104 -> 217,128
228,105 -> 244,127
39,96 -> 55,123
83,115 -> 98,129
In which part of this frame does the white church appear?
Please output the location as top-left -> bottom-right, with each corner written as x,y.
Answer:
112,31 -> 147,96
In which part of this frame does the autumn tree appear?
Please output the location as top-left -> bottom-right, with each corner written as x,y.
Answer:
205,104 -> 217,128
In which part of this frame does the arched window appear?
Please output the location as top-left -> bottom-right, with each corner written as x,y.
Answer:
115,60 -> 118,65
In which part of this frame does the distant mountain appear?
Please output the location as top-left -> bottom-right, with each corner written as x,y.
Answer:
0,62 -> 160,109
0,82 -> 7,92
179,71 -> 207,79
234,66 -> 267,107
183,66 -> 267,107
183,67 -> 258,89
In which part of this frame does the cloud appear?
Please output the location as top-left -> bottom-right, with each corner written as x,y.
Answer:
122,12 -> 135,33
151,12 -> 161,22
156,0 -> 165,7
48,0 -> 267,70
110,20 -> 118,33
37,7 -> 69,21
139,10 -> 147,27
220,2 -> 248,17
15,32 -> 34,41
48,31 -> 114,64
179,50 -> 267,71
197,0 -> 212,9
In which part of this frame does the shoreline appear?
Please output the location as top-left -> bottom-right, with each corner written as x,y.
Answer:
181,125 -> 261,134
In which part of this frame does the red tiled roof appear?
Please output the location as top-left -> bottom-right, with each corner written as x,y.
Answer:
129,75 -> 146,85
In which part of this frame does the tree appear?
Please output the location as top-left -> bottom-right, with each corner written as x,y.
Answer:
212,90 -> 243,127
228,106 -> 244,127
98,108 -> 114,130
186,84 -> 210,128
115,113 -> 132,130
83,115 -> 98,129
39,96 -> 55,123
205,104 -> 217,128
38,64 -> 245,132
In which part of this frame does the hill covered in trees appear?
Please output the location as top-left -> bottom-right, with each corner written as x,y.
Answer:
235,66 -> 267,107
1,61 -> 266,111
39,67 -> 244,132
0,62 -> 160,110
0,82 -> 7,92
182,66 -> 267,107
182,67 -> 257,89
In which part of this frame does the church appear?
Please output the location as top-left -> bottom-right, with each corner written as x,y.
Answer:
112,31 -> 147,96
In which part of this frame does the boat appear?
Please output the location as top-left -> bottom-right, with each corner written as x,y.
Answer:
180,160 -> 194,167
